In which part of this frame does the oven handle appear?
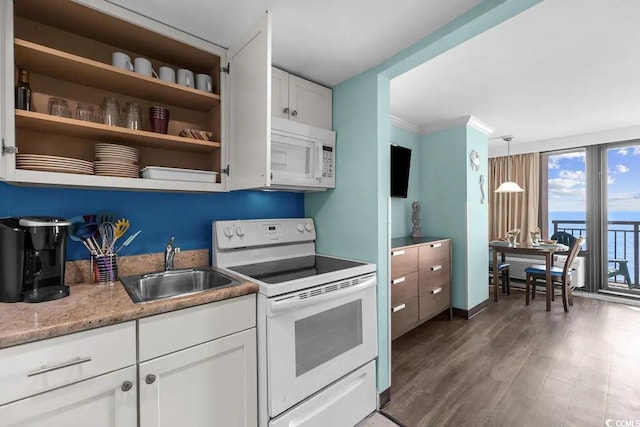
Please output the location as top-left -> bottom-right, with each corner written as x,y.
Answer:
268,276 -> 376,315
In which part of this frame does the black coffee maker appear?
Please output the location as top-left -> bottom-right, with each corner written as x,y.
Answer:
0,217 -> 72,303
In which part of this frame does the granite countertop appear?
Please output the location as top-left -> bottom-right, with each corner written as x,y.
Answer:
391,236 -> 450,249
0,271 -> 258,349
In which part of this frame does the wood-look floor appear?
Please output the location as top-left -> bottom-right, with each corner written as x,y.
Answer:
384,291 -> 640,427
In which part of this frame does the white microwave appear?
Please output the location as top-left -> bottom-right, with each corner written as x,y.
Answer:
270,117 -> 335,191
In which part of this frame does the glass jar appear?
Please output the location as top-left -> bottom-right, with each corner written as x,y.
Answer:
47,97 -> 71,118
99,97 -> 121,126
122,102 -> 142,130
75,103 -> 94,122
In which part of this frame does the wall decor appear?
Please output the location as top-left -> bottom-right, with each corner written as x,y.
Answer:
480,174 -> 486,204
469,149 -> 480,172
411,201 -> 424,237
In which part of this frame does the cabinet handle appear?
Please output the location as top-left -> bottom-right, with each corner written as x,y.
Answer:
291,110 -> 298,116
431,265 -> 442,271
391,250 -> 405,256
392,304 -> 406,313
283,107 -> 289,114
431,243 -> 442,248
121,381 -> 134,392
432,287 -> 442,295
145,374 -> 157,384
27,356 -> 92,377
391,277 -> 405,285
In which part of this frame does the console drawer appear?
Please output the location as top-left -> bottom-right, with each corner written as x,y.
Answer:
391,297 -> 418,340
391,272 -> 418,307
418,240 -> 450,270
418,262 -> 450,295
391,247 -> 418,278
419,282 -> 450,321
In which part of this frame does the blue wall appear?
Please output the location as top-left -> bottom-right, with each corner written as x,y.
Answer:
0,182 -> 304,261
390,125 -> 420,238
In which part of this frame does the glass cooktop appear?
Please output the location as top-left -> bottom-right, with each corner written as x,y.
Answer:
228,255 -> 367,284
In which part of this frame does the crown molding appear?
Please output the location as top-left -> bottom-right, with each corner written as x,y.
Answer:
390,115 -> 421,134
420,115 -> 494,135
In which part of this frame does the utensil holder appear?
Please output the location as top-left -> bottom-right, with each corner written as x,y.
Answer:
91,254 -> 118,284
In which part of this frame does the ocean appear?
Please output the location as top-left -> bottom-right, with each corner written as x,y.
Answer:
549,211 -> 640,285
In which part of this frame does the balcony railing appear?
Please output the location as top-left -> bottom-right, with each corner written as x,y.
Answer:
552,220 -> 639,288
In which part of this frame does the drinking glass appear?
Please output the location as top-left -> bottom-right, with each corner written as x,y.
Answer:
100,97 -> 121,126
75,103 -> 94,122
47,97 -> 71,118
122,102 -> 142,130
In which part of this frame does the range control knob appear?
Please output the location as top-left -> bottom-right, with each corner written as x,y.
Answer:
305,223 -> 313,232
297,223 -> 305,232
224,226 -> 234,238
236,226 -> 245,237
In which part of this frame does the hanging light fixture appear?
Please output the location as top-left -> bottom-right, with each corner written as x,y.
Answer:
495,136 -> 524,193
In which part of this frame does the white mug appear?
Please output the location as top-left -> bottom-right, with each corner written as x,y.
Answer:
159,66 -> 175,83
134,57 -> 158,78
196,74 -> 213,93
112,52 -> 133,71
177,68 -> 194,88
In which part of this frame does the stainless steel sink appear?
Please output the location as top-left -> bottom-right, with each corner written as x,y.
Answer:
120,267 -> 241,303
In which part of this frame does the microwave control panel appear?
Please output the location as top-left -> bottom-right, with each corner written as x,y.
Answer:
322,146 -> 334,178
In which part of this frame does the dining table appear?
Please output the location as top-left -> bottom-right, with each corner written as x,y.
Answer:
489,241 -> 569,311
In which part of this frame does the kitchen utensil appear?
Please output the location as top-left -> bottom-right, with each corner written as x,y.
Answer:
100,97 -> 121,126
134,57 -> 159,78
122,102 -> 143,130
75,103 -> 94,122
114,218 -> 130,239
99,222 -> 116,252
96,211 -> 116,225
115,230 -> 141,254
68,216 -> 94,254
177,68 -> 194,87
47,97 -> 71,118
112,52 -> 133,71
196,74 -> 213,92
76,222 -> 100,254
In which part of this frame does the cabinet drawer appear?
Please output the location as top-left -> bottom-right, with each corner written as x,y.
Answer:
391,297 -> 418,340
418,262 -> 451,295
391,272 -> 418,307
391,247 -> 418,278
419,282 -> 450,321
418,240 -> 450,269
139,294 -> 256,361
0,322 -> 135,406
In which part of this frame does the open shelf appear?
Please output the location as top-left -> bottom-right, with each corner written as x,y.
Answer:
15,110 -> 221,153
14,39 -> 220,112
13,169 -> 221,192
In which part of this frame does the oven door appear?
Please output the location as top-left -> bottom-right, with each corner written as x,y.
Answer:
266,274 -> 377,417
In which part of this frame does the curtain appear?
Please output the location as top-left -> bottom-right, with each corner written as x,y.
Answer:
489,153 -> 540,241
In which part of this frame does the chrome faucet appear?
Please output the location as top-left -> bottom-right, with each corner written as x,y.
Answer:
164,237 -> 180,271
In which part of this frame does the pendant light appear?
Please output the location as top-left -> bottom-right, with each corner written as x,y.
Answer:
495,136 -> 524,193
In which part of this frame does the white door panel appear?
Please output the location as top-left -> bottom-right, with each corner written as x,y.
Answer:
271,67 -> 289,121
288,75 -> 332,129
228,12 -> 272,190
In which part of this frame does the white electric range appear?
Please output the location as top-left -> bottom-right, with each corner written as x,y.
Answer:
212,218 -> 378,427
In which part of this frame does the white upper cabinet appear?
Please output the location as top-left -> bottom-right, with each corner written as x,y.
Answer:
227,12 -> 272,191
272,67 -> 332,130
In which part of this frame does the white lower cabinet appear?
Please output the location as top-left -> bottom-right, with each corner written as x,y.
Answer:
139,328 -> 257,427
0,366 -> 137,427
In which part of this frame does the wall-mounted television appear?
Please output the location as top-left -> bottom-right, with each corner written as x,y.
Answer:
390,144 -> 411,198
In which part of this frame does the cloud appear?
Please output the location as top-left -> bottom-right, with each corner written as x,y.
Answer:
548,177 -> 586,196
548,152 -> 585,169
558,170 -> 585,180
608,175 -> 615,184
616,164 -> 629,173
608,191 -> 640,201
618,148 -> 628,156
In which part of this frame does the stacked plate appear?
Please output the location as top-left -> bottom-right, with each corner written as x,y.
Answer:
16,154 -> 94,175
94,143 -> 139,178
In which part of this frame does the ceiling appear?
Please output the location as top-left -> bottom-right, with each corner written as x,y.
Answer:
390,0 -> 640,149
106,0 -> 482,87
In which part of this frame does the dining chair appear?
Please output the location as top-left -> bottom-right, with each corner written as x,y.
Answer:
489,250 -> 511,295
524,237 -> 584,312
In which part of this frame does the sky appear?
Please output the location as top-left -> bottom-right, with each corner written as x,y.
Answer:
548,145 -> 640,212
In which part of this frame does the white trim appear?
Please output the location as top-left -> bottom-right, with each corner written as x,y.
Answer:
390,115 -> 495,136
390,115 -> 420,134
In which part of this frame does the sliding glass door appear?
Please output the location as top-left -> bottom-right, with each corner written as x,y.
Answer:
603,143 -> 640,293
